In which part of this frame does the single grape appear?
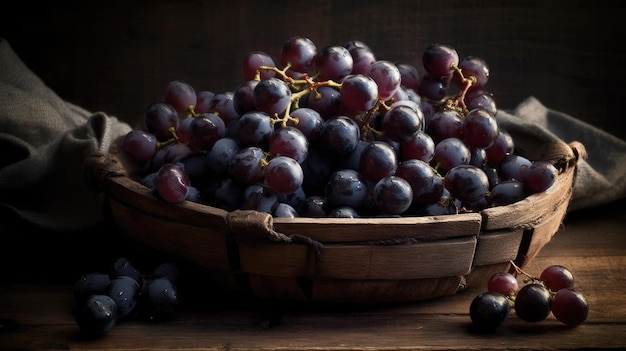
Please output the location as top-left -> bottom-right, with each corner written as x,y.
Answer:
269,126 -> 309,164
462,108 -> 499,149
551,288 -> 588,326
499,154 -> 532,182
110,257 -> 141,281
487,271 -> 519,297
200,92 -> 240,126
228,146 -> 266,185
381,104 -> 424,143
453,56 -> 490,91
339,74 -> 379,113
106,275 -> 140,319
150,143 -> 192,172
154,163 -> 190,204
273,202 -> 300,218
194,90 -> 216,114
328,206 -> 360,218
206,137 -> 240,176
233,111 -> 274,148
242,50 -> 276,81
140,277 -> 179,321
318,115 -> 361,157
315,45 -> 353,81
373,176 -> 413,215
395,159 -> 443,205
469,291 -> 511,330
264,155 -> 304,195
280,36 -> 317,73
349,46 -> 377,75
302,86 -> 341,119
203,176 -> 245,211
144,102 -> 179,140
240,184 -> 278,214
74,272 -> 111,304
418,73 -> 449,101
488,180 -> 526,207
432,137 -> 471,172
359,141 -> 398,183
514,283 -> 552,322
324,169 -> 368,209
188,113 -> 227,151
400,131 -> 435,162
253,77 -> 292,116
163,80 -> 196,116
444,164 -> 489,204
75,294 -> 118,337
396,62 -> 420,91
485,129 -> 514,167
524,161 -> 559,194
465,89 -> 498,116
426,109 -> 464,144
366,60 -> 401,101
422,43 -> 459,77
298,195 -> 329,218
122,129 -> 157,164
539,264 -> 575,292
287,107 -> 324,143
232,79 -> 259,115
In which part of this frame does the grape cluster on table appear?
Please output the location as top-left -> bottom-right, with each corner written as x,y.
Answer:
469,262 -> 589,330
121,36 -> 559,218
73,257 -> 180,337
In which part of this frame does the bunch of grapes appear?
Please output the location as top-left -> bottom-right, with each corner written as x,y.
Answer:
469,261 -> 589,330
121,36 -> 560,218
73,257 -> 180,337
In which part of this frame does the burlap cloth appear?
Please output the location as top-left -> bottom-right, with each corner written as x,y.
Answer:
1,37 -> 625,233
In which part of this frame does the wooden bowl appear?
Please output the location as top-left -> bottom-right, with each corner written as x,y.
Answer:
85,133 -> 583,304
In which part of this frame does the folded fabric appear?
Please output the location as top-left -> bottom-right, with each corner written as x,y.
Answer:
1,37 -> 624,233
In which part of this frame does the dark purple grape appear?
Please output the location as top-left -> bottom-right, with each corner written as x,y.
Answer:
381,104 -> 424,143
106,276 -> 139,319
453,56 -> 489,91
524,161 -> 558,194
418,73 -> 449,101
203,176 -> 245,211
110,257 -> 141,281
551,288 -> 588,326
154,163 -> 190,204
466,90 -> 497,116
328,206 -> 360,218
499,154 -> 532,182
339,74 -> 379,113
269,126 -> 309,164
300,147 -> 334,192
253,77 -> 292,116
485,129 -> 514,167
242,50 -> 276,81
228,146 -> 266,185
188,113 -> 226,151
469,292 -> 510,330
206,137 -> 239,176
324,169 -> 368,209
163,80 -> 196,116
288,107 -> 324,143
359,141 -> 398,183
349,46 -> 377,75
302,86 -> 341,119
240,184 -> 278,214
298,195 -> 329,218
540,265 -> 575,292
373,176 -> 413,215
366,60 -> 401,101
462,108 -> 499,149
232,80 -> 259,115
396,62 -> 420,92
194,90 -> 216,114
432,137 -> 471,172
444,164 -> 489,204
280,36 -> 317,73
74,272 -> 111,304
122,129 -> 157,164
400,131 -> 435,162
318,115 -> 361,157
514,283 -> 552,322
426,109 -> 464,144
153,262 -> 180,285
233,111 -> 274,148
422,44 -> 459,77
145,102 -> 179,140
488,180 -> 526,207
395,159 -> 443,205
315,45 -> 353,81
140,277 -> 179,321
264,156 -> 304,195
487,271 -> 519,297
75,294 -> 118,337
150,143 -> 193,171
273,202 -> 299,218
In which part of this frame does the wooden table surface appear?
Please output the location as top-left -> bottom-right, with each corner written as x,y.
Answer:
1,198 -> 625,350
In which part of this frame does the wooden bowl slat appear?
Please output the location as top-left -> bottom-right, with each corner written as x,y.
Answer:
473,229 -> 524,266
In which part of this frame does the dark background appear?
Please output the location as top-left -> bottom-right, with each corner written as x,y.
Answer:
1,0 -> 625,139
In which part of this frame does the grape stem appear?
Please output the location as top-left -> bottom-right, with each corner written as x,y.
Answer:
448,63 -> 476,114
